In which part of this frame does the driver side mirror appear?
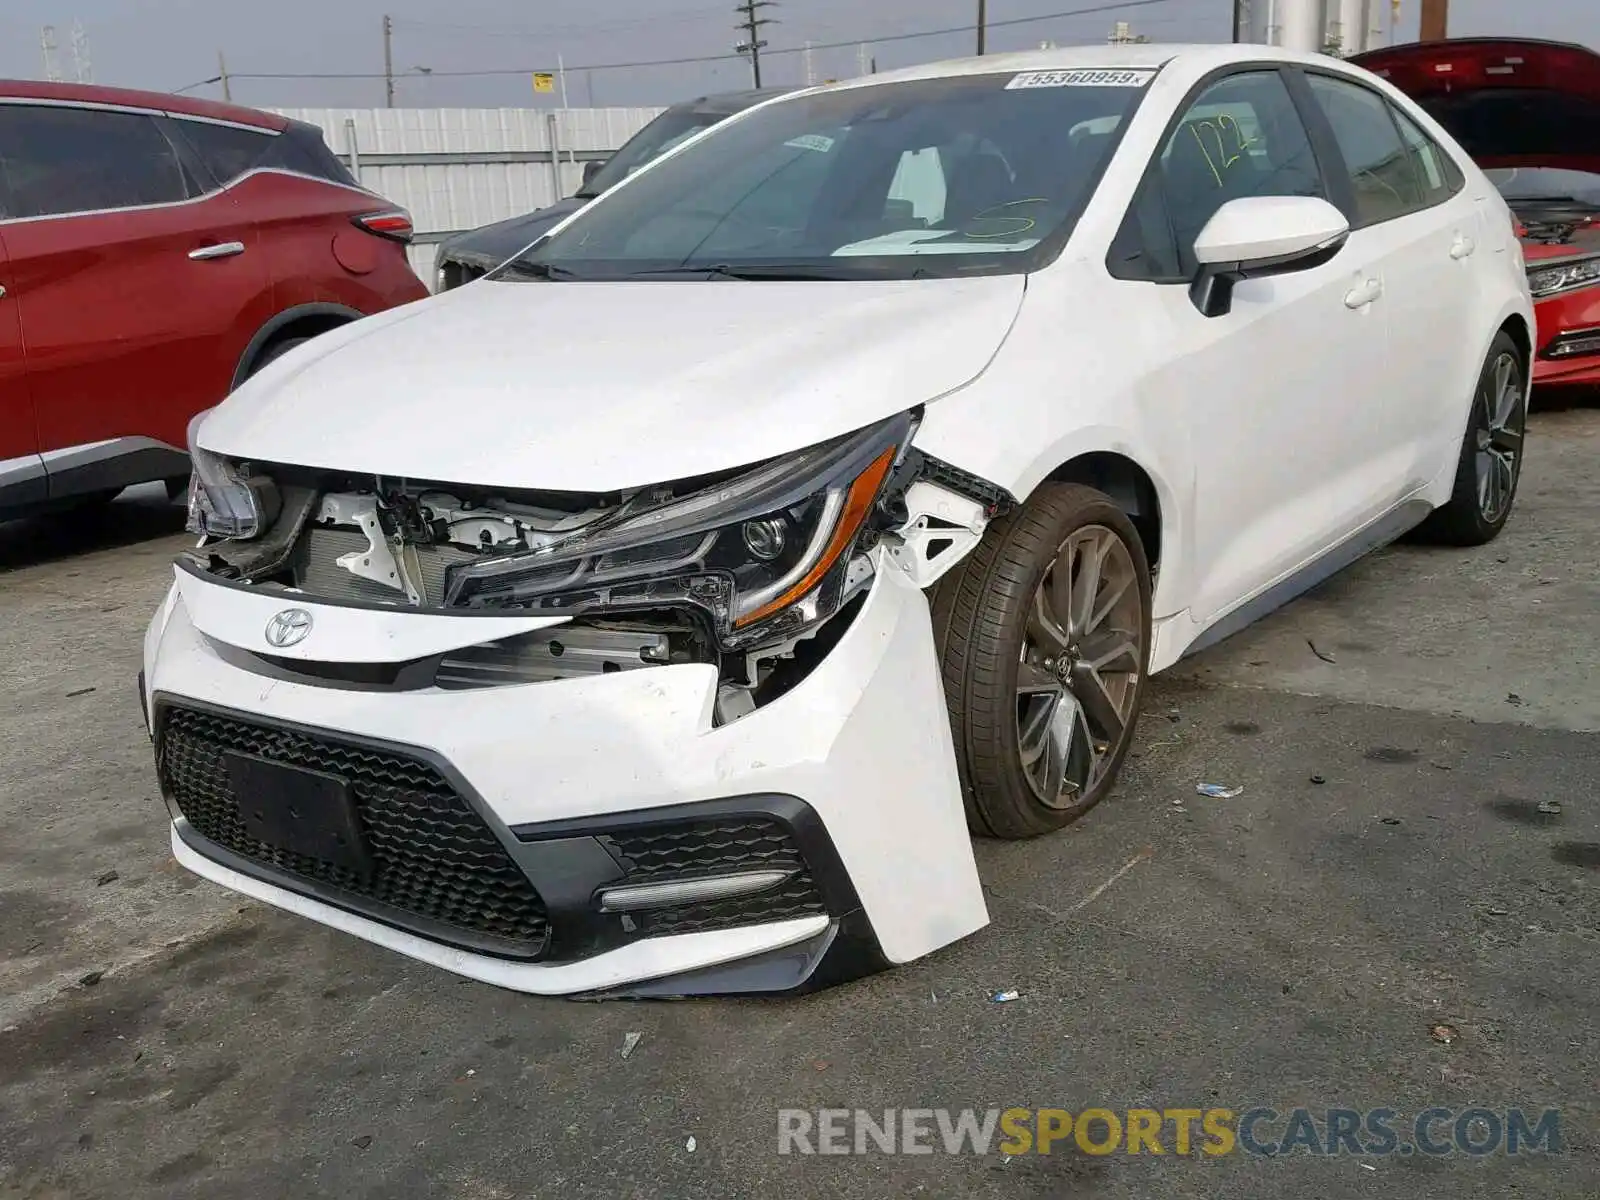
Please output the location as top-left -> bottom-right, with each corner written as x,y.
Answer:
1189,196 -> 1350,318
581,158 -> 605,189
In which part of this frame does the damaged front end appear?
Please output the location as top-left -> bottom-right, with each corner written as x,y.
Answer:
180,410 -> 1010,722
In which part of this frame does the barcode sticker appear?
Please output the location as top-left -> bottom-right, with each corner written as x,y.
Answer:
1006,68 -> 1156,89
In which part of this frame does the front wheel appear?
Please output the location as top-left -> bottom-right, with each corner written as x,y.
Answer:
1413,331 -> 1527,546
931,483 -> 1152,839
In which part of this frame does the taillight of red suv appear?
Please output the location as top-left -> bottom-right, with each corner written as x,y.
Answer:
354,209 -> 415,243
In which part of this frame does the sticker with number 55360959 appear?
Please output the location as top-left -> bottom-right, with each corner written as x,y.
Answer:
1006,68 -> 1156,89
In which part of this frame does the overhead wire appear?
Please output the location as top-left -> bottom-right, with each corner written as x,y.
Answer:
176,0 -> 1179,87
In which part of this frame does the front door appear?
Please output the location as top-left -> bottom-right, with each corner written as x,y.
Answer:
1117,67 -> 1393,626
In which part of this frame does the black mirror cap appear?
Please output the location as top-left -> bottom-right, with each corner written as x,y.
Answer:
1188,231 -> 1350,318
581,159 -> 604,187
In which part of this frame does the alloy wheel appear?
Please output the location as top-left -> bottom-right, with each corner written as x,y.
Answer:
1016,524 -> 1144,808
1475,350 -> 1525,525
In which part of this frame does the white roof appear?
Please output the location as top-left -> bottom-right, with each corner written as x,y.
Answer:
818,42 -> 1347,92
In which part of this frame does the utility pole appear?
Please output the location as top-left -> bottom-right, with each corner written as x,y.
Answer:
802,40 -> 816,86
734,0 -> 775,89
976,0 -> 987,54
1419,0 -> 1448,41
40,26 -> 63,83
382,14 -> 395,108
217,49 -> 232,101
70,19 -> 92,84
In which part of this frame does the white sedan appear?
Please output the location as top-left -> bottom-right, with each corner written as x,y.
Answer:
144,43 -> 1533,996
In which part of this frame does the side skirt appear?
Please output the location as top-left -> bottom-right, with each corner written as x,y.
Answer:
1181,496 -> 1434,660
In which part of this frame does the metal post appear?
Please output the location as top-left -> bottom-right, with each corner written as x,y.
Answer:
343,118 -> 361,177
558,53 -> 570,108
382,14 -> 395,108
217,49 -> 231,101
976,0 -> 987,54
546,111 -> 564,202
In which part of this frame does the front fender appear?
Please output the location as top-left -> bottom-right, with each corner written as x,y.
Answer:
911,413 -> 1192,621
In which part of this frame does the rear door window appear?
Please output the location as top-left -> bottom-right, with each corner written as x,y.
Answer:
1389,105 -> 1461,206
1304,74 -> 1426,225
0,105 -> 192,218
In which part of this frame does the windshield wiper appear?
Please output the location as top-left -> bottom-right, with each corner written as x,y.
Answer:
626,262 -> 897,281
494,260 -> 584,281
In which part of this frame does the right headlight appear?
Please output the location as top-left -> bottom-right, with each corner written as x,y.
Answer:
444,413 -> 912,649
184,410 -> 278,541
1527,252 -> 1600,299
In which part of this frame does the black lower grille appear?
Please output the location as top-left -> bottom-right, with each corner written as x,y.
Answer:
600,816 -> 827,937
157,705 -> 549,957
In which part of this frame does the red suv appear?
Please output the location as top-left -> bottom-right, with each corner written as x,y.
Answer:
0,81 -> 428,520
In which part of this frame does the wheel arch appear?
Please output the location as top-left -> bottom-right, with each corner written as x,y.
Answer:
1497,310 -> 1533,375
231,303 -> 364,389
1040,451 -> 1164,572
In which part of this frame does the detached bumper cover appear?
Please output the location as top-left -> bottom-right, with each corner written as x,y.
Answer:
144,562 -> 989,995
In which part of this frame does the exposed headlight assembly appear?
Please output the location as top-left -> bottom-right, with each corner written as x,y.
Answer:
444,413 -> 913,650
1527,252 -> 1600,299
184,410 -> 279,540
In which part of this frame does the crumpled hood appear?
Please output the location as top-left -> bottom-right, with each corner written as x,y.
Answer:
199,274 -> 1027,492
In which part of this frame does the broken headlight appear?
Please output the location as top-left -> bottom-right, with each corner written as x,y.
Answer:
444,413 -> 912,648
184,410 -> 279,540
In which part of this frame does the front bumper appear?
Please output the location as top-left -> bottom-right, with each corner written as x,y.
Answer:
1533,288 -> 1600,387
143,559 -> 988,996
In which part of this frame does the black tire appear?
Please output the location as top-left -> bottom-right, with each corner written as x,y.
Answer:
1413,330 -> 1527,546
930,482 -> 1152,839
248,335 -> 312,379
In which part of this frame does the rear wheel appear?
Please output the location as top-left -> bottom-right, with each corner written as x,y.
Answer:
1414,331 -> 1527,546
931,483 -> 1152,839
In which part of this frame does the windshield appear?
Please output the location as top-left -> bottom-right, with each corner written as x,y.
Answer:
518,68 -> 1156,281
581,107 -> 730,196
1485,166 -> 1600,207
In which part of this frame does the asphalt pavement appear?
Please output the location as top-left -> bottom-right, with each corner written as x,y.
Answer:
1,411 -> 1596,1199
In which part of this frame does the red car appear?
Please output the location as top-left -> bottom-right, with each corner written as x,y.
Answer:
0,81 -> 427,520
1352,37 -> 1600,391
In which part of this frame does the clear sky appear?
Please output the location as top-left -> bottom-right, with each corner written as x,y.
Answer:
0,0 -> 1594,110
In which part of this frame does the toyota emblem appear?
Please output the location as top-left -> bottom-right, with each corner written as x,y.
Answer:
265,608 -> 313,649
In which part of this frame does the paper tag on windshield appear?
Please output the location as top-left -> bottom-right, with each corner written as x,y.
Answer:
784,133 -> 835,152
1006,68 -> 1155,89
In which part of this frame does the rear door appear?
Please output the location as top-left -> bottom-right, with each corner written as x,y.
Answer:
1296,70 -> 1484,486
0,225 -> 43,513
0,102 -> 270,494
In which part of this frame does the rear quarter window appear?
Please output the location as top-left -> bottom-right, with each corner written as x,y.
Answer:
171,119 -> 275,184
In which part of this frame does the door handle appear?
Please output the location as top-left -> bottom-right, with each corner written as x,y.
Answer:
1343,277 -> 1383,309
1450,233 -> 1476,260
189,241 -> 245,261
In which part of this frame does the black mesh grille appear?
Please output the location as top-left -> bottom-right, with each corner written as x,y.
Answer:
158,706 -> 549,956
600,817 -> 827,937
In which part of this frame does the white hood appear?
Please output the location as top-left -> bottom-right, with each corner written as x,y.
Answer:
200,275 -> 1027,493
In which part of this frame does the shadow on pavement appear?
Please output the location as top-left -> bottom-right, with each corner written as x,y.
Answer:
0,485 -> 187,573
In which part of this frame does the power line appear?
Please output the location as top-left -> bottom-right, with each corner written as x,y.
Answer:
171,75 -> 223,94
191,0 -> 1177,88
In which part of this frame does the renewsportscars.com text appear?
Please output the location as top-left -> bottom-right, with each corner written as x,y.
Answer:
776,1106 -> 1562,1157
